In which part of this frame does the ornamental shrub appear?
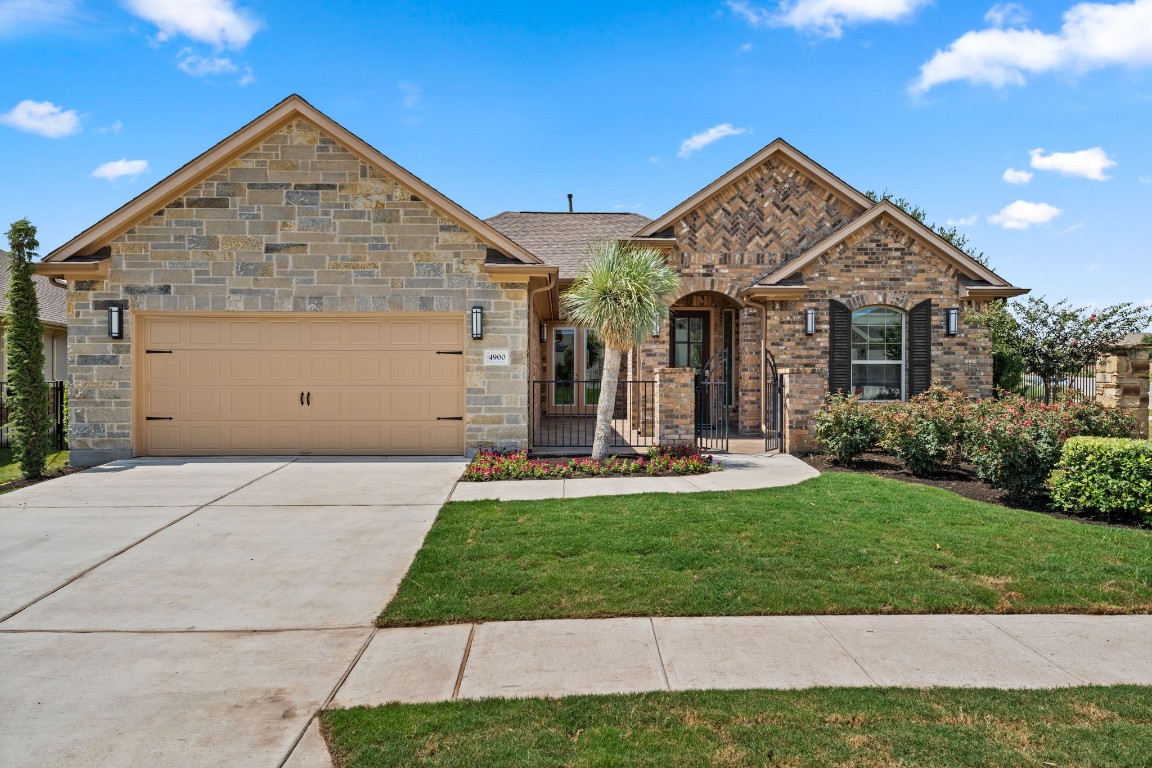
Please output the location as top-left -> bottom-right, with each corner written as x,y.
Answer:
877,385 -> 974,477
5,219 -> 51,479
814,393 -> 881,464
1048,437 -> 1152,524
966,395 -> 1133,498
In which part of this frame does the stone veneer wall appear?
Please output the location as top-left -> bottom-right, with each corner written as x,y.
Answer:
67,119 -> 528,464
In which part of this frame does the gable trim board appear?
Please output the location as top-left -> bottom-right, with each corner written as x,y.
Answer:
42,95 -> 541,268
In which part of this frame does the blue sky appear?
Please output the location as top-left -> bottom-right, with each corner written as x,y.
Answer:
1,0 -> 1150,310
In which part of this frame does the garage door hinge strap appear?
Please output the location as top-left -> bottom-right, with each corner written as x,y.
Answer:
146,349 -> 173,354
436,350 -> 464,355
436,416 -> 463,421
145,416 -> 174,420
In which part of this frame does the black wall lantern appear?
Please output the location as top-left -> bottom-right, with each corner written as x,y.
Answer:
471,306 -> 484,340
539,322 -> 547,344
804,307 -> 816,336
108,305 -> 124,339
945,308 -> 960,336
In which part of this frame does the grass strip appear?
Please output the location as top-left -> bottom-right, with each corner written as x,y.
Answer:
323,686 -> 1152,767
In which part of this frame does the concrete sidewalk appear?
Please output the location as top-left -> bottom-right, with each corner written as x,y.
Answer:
449,452 -> 819,502
331,615 -> 1152,708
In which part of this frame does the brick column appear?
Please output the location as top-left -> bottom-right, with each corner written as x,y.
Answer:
655,367 -> 696,447
780,369 -> 824,454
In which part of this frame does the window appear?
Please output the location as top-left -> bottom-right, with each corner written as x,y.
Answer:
851,307 -> 904,401
550,327 -> 605,406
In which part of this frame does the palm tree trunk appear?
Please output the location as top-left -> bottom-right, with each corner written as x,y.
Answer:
591,347 -> 623,461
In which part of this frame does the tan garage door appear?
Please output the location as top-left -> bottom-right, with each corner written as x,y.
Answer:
138,314 -> 466,456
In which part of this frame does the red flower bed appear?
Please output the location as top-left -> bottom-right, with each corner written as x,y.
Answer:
462,445 -> 719,482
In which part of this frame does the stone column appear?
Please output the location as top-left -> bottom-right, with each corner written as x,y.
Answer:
1096,346 -> 1151,439
655,367 -> 696,447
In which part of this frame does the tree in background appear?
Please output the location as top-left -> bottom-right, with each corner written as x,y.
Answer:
5,219 -> 50,479
864,190 -> 989,267
562,241 -> 679,460
971,297 -> 1152,405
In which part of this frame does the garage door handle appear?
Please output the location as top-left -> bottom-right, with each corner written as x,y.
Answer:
300,391 -> 305,406
146,349 -> 173,354
146,416 -> 173,421
306,391 -> 311,406
436,416 -> 463,421
436,351 -> 464,355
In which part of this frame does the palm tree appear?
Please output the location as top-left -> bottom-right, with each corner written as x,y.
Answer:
561,240 -> 680,460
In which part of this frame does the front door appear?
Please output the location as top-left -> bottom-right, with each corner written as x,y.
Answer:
670,311 -> 710,372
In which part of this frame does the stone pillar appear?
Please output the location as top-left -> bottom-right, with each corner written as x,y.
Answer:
1096,345 -> 1151,439
655,367 -> 696,447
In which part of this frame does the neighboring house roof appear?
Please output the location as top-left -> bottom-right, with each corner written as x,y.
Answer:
42,94 -> 542,268
758,201 -> 1021,294
634,138 -> 874,237
486,212 -> 652,278
0,251 -> 68,328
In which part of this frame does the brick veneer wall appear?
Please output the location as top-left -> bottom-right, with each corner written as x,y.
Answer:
655,367 -> 695,446
631,155 -> 993,453
66,119 -> 528,464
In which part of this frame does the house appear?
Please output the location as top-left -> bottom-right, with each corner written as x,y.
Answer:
0,253 -> 68,382
36,95 -> 1026,465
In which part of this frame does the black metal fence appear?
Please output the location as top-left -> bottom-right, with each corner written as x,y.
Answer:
530,379 -> 655,451
1021,363 -> 1097,403
695,352 -> 730,453
0,380 -> 67,451
764,351 -> 785,453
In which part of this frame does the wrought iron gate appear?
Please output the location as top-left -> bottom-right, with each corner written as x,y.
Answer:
764,349 -> 785,453
695,351 -> 729,453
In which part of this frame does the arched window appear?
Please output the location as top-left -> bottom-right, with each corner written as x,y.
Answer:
851,306 -> 904,401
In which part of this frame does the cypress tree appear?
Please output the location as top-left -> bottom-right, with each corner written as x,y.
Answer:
5,219 -> 50,479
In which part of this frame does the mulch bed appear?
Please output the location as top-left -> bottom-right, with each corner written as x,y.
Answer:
799,451 -> 1147,530
0,465 -> 87,494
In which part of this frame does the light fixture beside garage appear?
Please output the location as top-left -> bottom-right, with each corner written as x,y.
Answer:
539,323 -> 547,344
108,305 -> 124,339
804,307 -> 816,336
471,306 -> 484,340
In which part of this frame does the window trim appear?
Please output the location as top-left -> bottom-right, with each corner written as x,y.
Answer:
550,326 -> 606,407
849,306 -> 906,402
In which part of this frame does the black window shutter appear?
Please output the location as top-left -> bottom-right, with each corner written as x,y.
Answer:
828,300 -> 851,394
907,299 -> 932,398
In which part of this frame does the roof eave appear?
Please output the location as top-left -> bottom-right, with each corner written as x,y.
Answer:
33,260 -> 111,280
960,285 -> 1031,299
739,285 -> 809,301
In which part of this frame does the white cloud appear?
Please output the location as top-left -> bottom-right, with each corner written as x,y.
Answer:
91,158 -> 149,181
912,0 -> 1152,93
678,124 -> 748,158
984,3 -> 1029,27
399,81 -> 422,110
1029,146 -> 1116,180
0,100 -> 81,138
737,42 -> 755,54
946,214 -> 978,226
97,120 -> 124,135
988,200 -> 1062,229
177,51 -> 238,76
237,67 -> 255,86
1140,175 -> 1152,184
729,0 -> 931,38
125,0 -> 259,48
1002,167 -> 1033,184
0,0 -> 78,34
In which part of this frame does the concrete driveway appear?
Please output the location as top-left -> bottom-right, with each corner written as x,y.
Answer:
0,456 -> 465,768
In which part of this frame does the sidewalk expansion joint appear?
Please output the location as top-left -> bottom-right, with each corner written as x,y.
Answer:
649,618 -> 672,691
977,615 -> 1090,685
813,615 -> 880,686
452,624 -> 478,701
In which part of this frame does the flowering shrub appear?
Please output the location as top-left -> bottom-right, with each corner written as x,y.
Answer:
877,385 -> 975,477
966,395 -> 1133,497
814,393 -> 882,465
463,447 -> 719,482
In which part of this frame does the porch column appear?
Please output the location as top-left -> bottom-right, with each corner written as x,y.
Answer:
655,367 -> 696,447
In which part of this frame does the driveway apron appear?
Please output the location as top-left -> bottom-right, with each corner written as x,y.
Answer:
0,456 -> 464,768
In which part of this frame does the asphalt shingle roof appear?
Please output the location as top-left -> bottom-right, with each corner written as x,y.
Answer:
485,212 -> 651,278
0,252 -> 68,327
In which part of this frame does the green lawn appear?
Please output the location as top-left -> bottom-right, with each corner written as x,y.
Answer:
0,447 -> 68,485
322,686 -> 1152,767
378,473 -> 1152,627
